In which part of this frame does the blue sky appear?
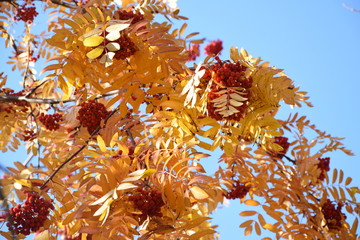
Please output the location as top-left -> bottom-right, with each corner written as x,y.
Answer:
1,0 -> 360,239
177,0 -> 360,239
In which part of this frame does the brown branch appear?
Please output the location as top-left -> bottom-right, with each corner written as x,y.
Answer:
0,95 -> 74,104
49,0 -> 77,8
0,90 -> 119,104
41,106 -> 119,189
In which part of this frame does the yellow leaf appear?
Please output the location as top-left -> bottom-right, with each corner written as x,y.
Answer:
351,217 -> 358,235
14,179 -> 31,189
332,168 -> 338,184
34,230 -> 51,240
105,42 -> 120,51
80,27 -> 103,40
105,31 -> 120,41
223,141 -> 234,156
86,46 -> 104,59
83,36 -> 104,47
240,211 -> 257,217
190,186 -> 209,200
244,224 -> 252,236
263,223 -> 277,232
345,177 -> 352,185
117,182 -> 137,191
105,22 -> 130,32
244,199 -> 260,206
94,198 -> 112,216
97,135 -> 107,152
143,169 -> 156,177
90,189 -> 114,206
240,220 -> 253,228
181,217 -> 211,229
254,222 -> 261,235
159,100 -> 184,111
189,229 -> 216,240
40,64 -> 63,75
99,52 -> 115,67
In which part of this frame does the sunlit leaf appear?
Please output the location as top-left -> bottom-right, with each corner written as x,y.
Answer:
105,42 -> 120,51
105,31 -> 121,41
190,186 -> 209,200
86,46 -> 104,59
83,36 -> 104,47
105,23 -> 130,32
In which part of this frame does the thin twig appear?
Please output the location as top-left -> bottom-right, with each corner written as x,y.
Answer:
0,95 -> 75,104
0,90 -> 119,104
23,154 -> 34,167
343,3 -> 360,13
41,106 -> 119,189
0,184 -> 17,240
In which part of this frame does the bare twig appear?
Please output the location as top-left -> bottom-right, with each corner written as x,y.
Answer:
343,3 -> 360,13
0,90 -> 119,104
41,106 -> 119,189
0,95 -> 75,104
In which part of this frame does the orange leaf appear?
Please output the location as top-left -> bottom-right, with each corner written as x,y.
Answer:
190,186 -> 209,200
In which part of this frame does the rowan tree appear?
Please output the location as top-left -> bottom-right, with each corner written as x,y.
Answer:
0,0 -> 359,239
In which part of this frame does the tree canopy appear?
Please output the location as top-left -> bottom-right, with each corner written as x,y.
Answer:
0,0 -> 359,239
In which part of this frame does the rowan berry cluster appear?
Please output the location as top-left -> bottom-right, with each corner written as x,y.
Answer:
204,57 -> 252,120
113,146 -> 135,159
321,199 -> 346,231
0,88 -> 30,113
187,44 -> 200,61
113,34 -> 137,60
272,136 -> 290,159
21,129 -> 37,141
38,113 -> 63,131
317,157 -> 330,181
129,187 -> 164,219
224,181 -> 250,200
6,192 -> 54,235
117,10 -> 144,24
77,100 -> 110,134
204,40 -> 223,56
14,0 -> 39,24
91,10 -> 143,62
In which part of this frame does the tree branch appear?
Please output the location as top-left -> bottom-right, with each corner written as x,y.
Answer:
0,90 -> 119,104
0,95 -> 74,104
41,106 -> 119,189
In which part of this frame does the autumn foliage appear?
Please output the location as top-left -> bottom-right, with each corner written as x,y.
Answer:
0,0 -> 359,239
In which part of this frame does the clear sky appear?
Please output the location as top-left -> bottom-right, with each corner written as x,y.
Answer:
1,0 -> 360,239
177,0 -> 360,239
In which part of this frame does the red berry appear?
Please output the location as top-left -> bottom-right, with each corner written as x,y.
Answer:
272,136 -> 290,159
129,187 -> 164,221
14,0 -> 38,24
38,113 -> 63,131
224,181 -> 250,200
321,199 -> 346,231
204,57 -> 252,121
187,44 -> 200,62
317,157 -> 330,181
204,40 -> 223,56
6,192 -> 53,235
77,100 -> 110,134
